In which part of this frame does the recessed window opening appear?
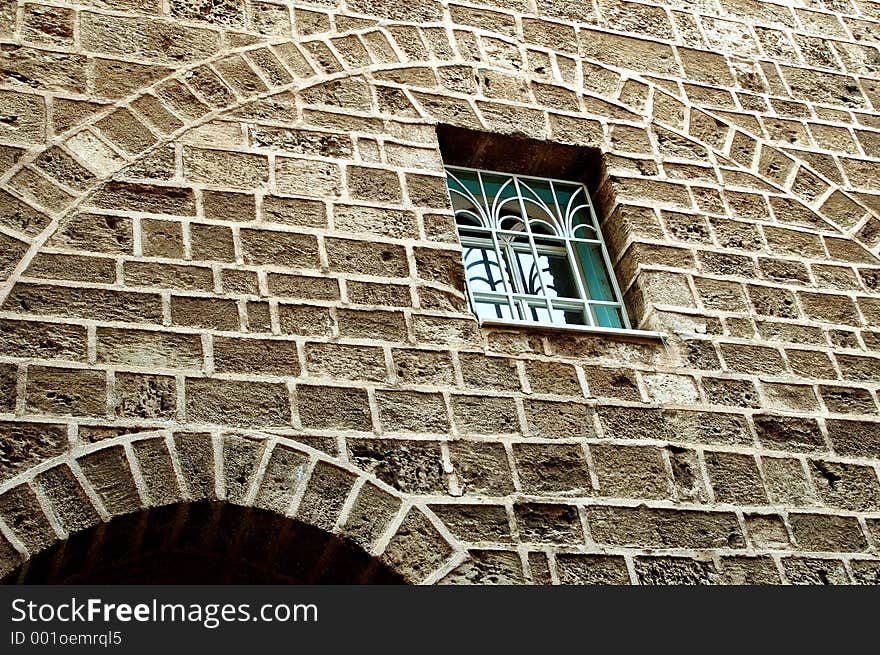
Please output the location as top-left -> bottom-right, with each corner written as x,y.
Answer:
437,125 -> 633,333
446,166 -> 629,329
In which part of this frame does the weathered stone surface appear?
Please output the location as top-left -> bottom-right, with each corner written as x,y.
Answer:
783,557 -> 851,585
36,464 -> 99,535
0,234 -> 29,280
341,481 -> 401,550
25,366 -> 106,417
96,328 -> 203,370
0,421 -> 67,481
390,348 -> 453,384
459,353 -> 520,391
278,304 -> 334,337
524,359 -> 582,396
663,410 -> 752,446
556,554 -> 630,584
336,308 -> 407,342
587,506 -> 744,549
762,456 -> 815,506
430,504 -> 511,544
635,556 -> 719,585
347,0 -> 443,22
448,441 -> 514,496
254,442 -> 308,514
525,400 -> 595,438
381,509 -> 453,583
131,438 -> 181,506
788,513 -> 868,552
186,379 -> 290,428
376,390 -> 449,433
754,415 -> 826,452
705,451 -> 768,505
113,373 -> 176,420
349,439 -> 445,494
0,0 -> 878,586
239,228 -> 320,269
851,560 -> 880,585
262,196 -> 326,228
809,460 -> 880,511
297,385 -> 370,431
0,529 -> 22,578
439,550 -> 524,584
0,364 -> 15,412
827,419 -> 880,457
512,443 -> 592,495
0,485 -> 56,552
5,284 -> 163,324
335,204 -> 417,239
325,238 -> 409,277
80,13 -> 221,63
174,432 -> 215,501
718,556 -> 781,584
453,395 -> 519,434
26,252 -> 116,283
295,461 -> 357,531
222,434 -> 265,505
78,446 -> 140,515
275,158 -> 341,197
93,110 -> 156,157
745,514 -> 790,550
214,337 -> 300,376
598,406 -> 671,441
514,503 -> 584,544
592,444 -> 669,500
171,296 -> 240,331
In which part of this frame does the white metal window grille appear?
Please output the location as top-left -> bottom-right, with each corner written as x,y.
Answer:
445,166 -> 632,331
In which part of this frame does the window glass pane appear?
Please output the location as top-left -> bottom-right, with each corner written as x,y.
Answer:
462,245 -> 509,293
574,242 -> 617,302
510,249 -> 543,296
543,251 -> 580,299
498,214 -> 525,232
474,299 -> 516,321
450,169 -> 481,197
480,172 -> 524,232
480,172 -> 521,218
591,304 -> 625,329
518,178 -> 562,236
531,301 -> 587,326
569,204 -> 599,240
448,172 -> 485,227
559,306 -> 589,326
524,302 -> 554,324
506,245 -> 579,300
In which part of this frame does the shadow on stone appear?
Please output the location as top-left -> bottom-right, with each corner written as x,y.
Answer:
2,501 -> 406,584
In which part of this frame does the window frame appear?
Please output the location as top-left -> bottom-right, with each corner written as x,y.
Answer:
444,164 -> 665,339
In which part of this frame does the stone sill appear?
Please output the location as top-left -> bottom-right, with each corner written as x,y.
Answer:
479,318 -> 668,342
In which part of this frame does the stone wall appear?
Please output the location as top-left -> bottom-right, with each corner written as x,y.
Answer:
0,0 -> 879,584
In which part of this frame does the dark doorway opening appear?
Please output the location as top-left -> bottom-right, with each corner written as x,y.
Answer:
3,502 -> 405,584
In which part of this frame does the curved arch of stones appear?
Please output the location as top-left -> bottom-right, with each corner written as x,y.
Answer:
1,19 -> 878,303
0,428 -> 465,584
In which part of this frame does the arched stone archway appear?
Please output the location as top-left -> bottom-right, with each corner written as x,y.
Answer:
4,501 -> 406,584
0,432 -> 466,585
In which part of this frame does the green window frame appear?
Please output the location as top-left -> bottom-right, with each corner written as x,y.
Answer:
444,166 -> 633,332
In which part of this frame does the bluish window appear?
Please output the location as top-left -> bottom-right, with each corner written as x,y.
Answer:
445,166 -> 631,331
